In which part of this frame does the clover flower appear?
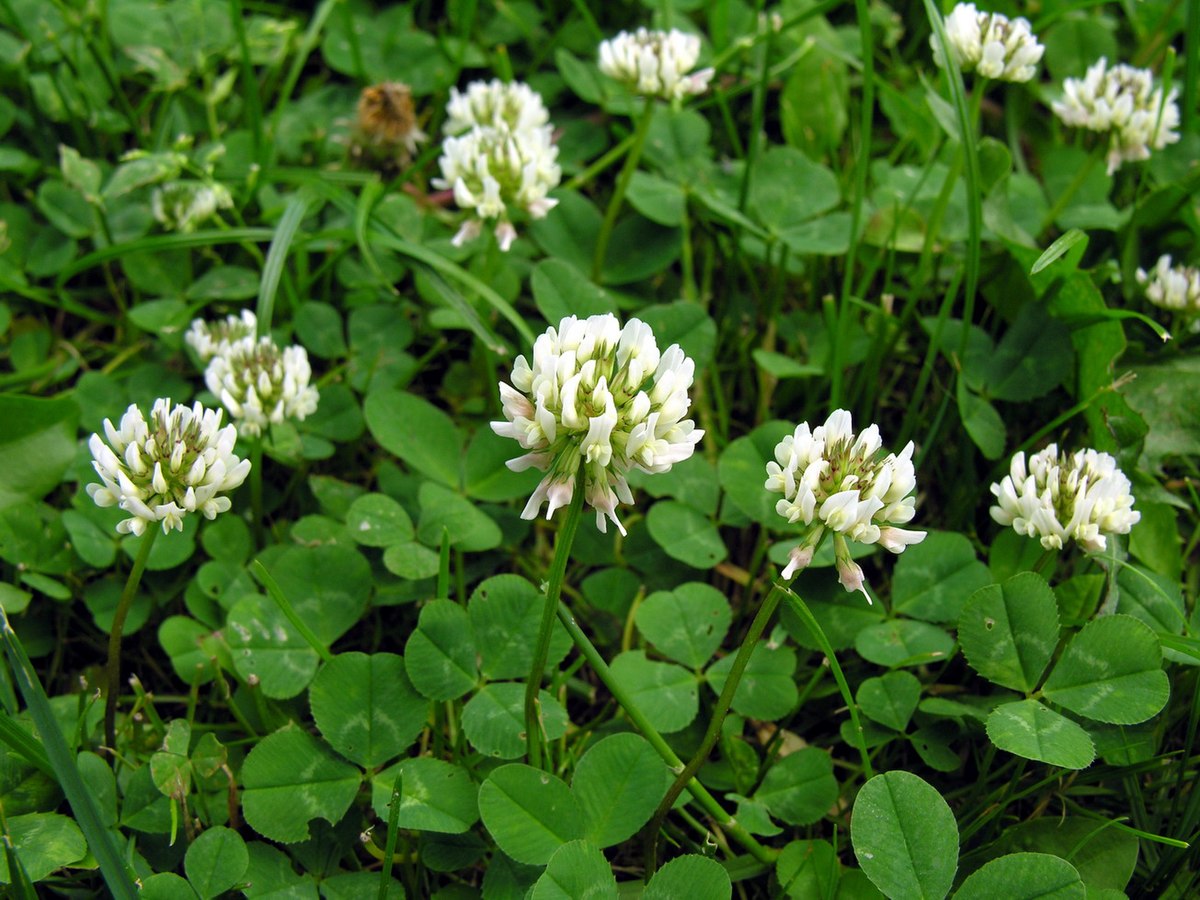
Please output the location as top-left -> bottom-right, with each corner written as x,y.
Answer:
765,410 -> 924,600
491,314 -> 703,534
87,399 -> 251,536
433,124 -> 561,251
932,3 -> 1044,83
151,180 -> 233,232
443,78 -> 550,136
1052,58 -> 1181,175
990,445 -> 1140,552
186,310 -> 257,362
598,28 -> 714,101
204,335 -> 319,438
1136,255 -> 1200,314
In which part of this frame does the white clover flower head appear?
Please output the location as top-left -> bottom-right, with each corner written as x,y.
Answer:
185,310 -> 258,362
205,335 -> 320,437
87,398 -> 251,536
764,410 -> 925,600
492,314 -> 704,534
933,3 -> 1044,83
990,444 -> 1140,553
598,28 -> 714,101
151,180 -> 233,232
444,78 -> 550,136
1052,58 -> 1181,175
433,124 -> 561,252
1136,255 -> 1200,315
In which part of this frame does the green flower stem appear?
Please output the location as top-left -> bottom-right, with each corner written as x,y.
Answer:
645,582 -> 787,876
525,470 -> 586,770
592,99 -> 656,282
250,435 -> 264,548
555,603 -> 778,866
781,587 -> 875,780
1039,150 -> 1100,236
253,561 -> 334,663
104,528 -> 158,752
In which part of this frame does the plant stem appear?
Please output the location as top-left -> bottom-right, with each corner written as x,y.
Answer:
592,99 -> 656,282
781,588 -> 875,780
526,469 -> 585,770
250,435 -> 264,548
555,604 -> 778,866
104,528 -> 159,753
644,583 -> 787,876
1039,151 -> 1101,235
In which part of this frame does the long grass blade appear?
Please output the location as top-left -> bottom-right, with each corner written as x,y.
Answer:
0,612 -> 138,900
257,190 -> 317,334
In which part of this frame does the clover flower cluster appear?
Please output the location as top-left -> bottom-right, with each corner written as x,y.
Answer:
932,3 -> 1044,83
492,314 -> 703,535
1136,255 -> 1200,316
598,28 -> 714,101
151,181 -> 233,233
434,79 -> 560,252
990,445 -> 1140,552
87,399 -> 251,536
185,310 -> 257,362
204,335 -> 319,438
1052,58 -> 1181,175
765,410 -> 924,600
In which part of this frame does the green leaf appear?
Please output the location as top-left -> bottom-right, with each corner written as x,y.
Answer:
241,727 -> 361,844
637,301 -> 718,371
403,600 -> 478,701
989,817 -> 1137,892
371,757 -> 479,834
1042,615 -> 1169,724
158,616 -> 225,686
139,873 -> 199,900
855,620 -> 955,668
776,840 -> 838,899
601,214 -> 681,285
321,872 -> 404,899
530,258 -> 615,325
572,733 -> 670,848
1124,356 -> 1200,464
955,852 -> 1084,900
753,748 -> 838,827
857,671 -> 922,732
417,481 -> 502,552
644,854 -> 731,900
478,764 -> 585,866
462,428 -> 543,503
226,593 -> 319,699
646,500 -> 727,569
345,493 -> 414,547
529,840 -> 618,900
705,643 -> 798,720
185,266 -> 260,302
609,651 -> 698,733
0,395 -> 77,510
985,700 -> 1095,768
257,544 -> 371,644
956,382 -> 1007,461
150,719 -> 192,798
717,422 -> 797,526
461,683 -> 568,759
749,145 -> 842,223
61,509 -> 117,568
635,582 -> 731,669
468,575 -> 570,680
293,301 -> 346,358
958,573 -> 1060,693
310,652 -> 429,767
382,542 -> 440,581
851,771 -> 959,900
981,303 -> 1073,403
184,826 -> 249,900
0,812 -> 86,882
364,390 -> 462,487
626,171 -> 686,226
893,532 -> 993,623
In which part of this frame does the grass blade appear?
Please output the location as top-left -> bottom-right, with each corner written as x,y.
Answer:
0,612 -> 138,900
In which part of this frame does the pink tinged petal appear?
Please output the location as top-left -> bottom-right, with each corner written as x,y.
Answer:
878,527 -> 926,554
781,544 -> 814,580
